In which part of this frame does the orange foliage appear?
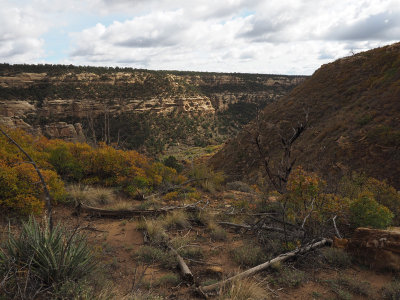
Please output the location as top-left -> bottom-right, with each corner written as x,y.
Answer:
0,127 -> 187,215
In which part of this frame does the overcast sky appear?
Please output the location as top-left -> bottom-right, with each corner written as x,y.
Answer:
0,0 -> 399,75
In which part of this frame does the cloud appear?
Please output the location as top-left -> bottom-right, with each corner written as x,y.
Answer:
1,0 -> 399,74
326,11 -> 400,41
0,5 -> 47,63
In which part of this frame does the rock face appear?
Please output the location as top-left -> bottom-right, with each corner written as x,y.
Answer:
43,122 -> 85,142
0,65 -> 306,149
347,227 -> 400,271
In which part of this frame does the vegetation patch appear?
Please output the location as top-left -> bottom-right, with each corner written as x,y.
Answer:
321,248 -> 352,268
0,217 -> 94,298
230,243 -> 267,267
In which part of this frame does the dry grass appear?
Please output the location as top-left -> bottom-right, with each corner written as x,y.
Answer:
162,210 -> 190,229
208,222 -> 228,241
67,184 -> 116,206
218,278 -> 270,300
137,219 -> 168,245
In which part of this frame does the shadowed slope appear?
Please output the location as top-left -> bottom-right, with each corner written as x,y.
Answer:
211,42 -> 400,189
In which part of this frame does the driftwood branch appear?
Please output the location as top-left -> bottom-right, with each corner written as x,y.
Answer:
168,245 -> 194,283
76,201 -> 200,218
199,238 -> 332,294
0,127 -> 53,230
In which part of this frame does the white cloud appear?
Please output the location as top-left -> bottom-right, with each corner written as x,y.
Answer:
0,4 -> 47,63
1,0 -> 399,74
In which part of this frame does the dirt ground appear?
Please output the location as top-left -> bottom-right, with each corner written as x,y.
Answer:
46,198 -> 395,299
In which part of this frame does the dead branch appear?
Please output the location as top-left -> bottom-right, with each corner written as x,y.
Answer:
0,127 -> 53,231
217,222 -> 303,237
76,201 -> 200,218
332,216 -> 342,239
198,238 -> 332,294
168,245 -> 194,283
301,198 -> 315,229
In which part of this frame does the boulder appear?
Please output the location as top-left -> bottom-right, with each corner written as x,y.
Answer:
347,227 -> 400,271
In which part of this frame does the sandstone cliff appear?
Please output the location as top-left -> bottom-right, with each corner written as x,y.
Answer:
0,65 -> 306,151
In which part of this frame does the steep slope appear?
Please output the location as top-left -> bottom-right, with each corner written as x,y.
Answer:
211,42 -> 400,189
0,65 -> 306,153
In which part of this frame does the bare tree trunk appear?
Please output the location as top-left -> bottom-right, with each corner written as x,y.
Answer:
199,238 -> 331,294
0,127 -> 53,231
168,245 -> 194,283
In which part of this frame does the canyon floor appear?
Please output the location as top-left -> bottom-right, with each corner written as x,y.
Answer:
19,191 -> 393,300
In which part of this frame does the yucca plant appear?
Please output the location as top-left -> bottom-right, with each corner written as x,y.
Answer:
0,217 -> 95,287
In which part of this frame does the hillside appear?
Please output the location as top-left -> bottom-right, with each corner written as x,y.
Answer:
0,64 -> 306,154
211,42 -> 400,189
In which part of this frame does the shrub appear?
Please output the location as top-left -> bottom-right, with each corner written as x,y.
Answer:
271,266 -> 306,288
382,280 -> 400,300
350,193 -> 393,229
135,246 -> 177,269
0,217 -> 94,297
188,164 -> 224,193
163,156 -> 183,173
226,181 -> 253,193
321,248 -> 352,268
230,243 -> 267,267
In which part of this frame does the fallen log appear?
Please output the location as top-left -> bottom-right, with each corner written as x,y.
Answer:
168,245 -> 194,283
76,201 -> 200,218
218,222 -> 303,237
198,238 -> 332,294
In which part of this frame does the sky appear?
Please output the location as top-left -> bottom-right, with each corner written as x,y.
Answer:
0,0 -> 399,75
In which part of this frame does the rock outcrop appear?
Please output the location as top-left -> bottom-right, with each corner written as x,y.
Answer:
347,227 -> 400,271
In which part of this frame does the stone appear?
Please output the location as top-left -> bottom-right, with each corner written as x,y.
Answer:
347,227 -> 400,271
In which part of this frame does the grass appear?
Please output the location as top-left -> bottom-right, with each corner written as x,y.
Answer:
217,278 -> 269,300
154,273 -> 180,287
136,219 -> 168,245
208,222 -> 228,241
325,275 -> 371,299
191,210 -> 213,226
170,235 -> 203,259
382,280 -> 400,299
67,184 -> 116,206
135,246 -> 177,269
162,210 -> 190,229
270,266 -> 306,288
230,243 -> 267,267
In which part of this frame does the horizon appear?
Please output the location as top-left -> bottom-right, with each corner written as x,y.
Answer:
1,0 -> 399,75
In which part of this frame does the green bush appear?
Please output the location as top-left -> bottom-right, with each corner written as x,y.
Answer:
350,193 -> 393,229
163,156 -> 183,173
230,243 -> 267,267
321,248 -> 352,268
0,217 -> 94,297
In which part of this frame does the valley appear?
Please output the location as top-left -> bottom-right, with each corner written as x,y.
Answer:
0,42 -> 400,300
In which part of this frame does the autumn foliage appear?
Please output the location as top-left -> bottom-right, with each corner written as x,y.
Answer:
0,127 -> 186,215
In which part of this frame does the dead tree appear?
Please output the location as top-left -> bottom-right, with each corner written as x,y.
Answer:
247,107 -> 309,194
0,127 -> 53,230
